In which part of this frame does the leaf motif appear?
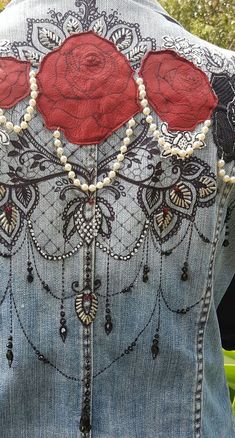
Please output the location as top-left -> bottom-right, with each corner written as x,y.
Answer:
127,44 -> 147,63
38,27 -> 62,50
65,17 -> 83,35
30,161 -> 39,169
110,27 -> 133,50
8,150 -> 20,157
15,186 -> 33,209
22,49 -> 42,66
204,48 -> 224,69
32,153 -> 44,161
90,16 -> 107,37
11,140 -> 23,150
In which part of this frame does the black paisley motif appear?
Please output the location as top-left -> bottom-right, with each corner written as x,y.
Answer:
137,156 -> 217,243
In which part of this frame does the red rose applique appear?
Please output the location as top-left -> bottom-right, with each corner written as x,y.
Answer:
0,57 -> 31,109
36,31 -> 141,145
139,50 -> 218,131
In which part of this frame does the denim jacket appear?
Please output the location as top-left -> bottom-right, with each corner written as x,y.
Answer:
0,1 -> 235,437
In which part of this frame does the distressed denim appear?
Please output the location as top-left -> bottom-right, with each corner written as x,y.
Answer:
0,1 -> 235,437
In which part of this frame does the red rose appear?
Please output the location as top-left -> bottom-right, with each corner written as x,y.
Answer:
36,31 -> 141,145
139,50 -> 218,131
0,57 -> 31,108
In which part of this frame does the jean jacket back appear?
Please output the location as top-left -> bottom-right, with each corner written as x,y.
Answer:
0,0 -> 235,437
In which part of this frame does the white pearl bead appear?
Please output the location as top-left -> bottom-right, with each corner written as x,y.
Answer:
89,184 -> 96,192
54,139 -> 61,148
164,142 -> 171,150
113,162 -> 121,171
149,123 -> 157,132
103,177 -> 111,186
60,155 -> 67,164
68,171 -> 75,180
96,181 -> 104,189
31,91 -> 38,99
53,130 -> 61,138
29,71 -> 36,77
0,115 -> 6,124
30,77 -> 36,84
21,121 -> 28,130
0,109 -> 3,115
126,128 -> 133,137
120,145 -> 127,153
171,147 -> 178,155
128,118 -> 136,128
179,149 -> 187,157
146,115 -> 153,124
26,106 -> 34,114
204,120 -> 211,127
64,163 -> 72,172
153,130 -> 160,138
6,121 -> 13,131
193,141 -> 202,149
29,99 -> 36,107
141,99 -> 148,108
197,133 -> 205,141
230,176 -> 235,184
30,84 -> 38,91
218,159 -> 225,168
123,137 -> 131,145
109,170 -> 116,179
81,183 -> 89,191
139,90 -> 146,99
186,147 -> 193,155
218,169 -> 226,177
138,84 -> 146,91
158,137 -> 165,146
56,147 -> 63,157
117,154 -> 125,162
223,175 -> 231,183
136,77 -> 143,85
24,114 -> 32,122
202,126 -> 209,134
74,179 -> 80,187
13,125 -> 21,133
143,107 -> 150,115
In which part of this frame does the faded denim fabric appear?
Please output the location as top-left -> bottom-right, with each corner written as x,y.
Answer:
0,1 -> 235,437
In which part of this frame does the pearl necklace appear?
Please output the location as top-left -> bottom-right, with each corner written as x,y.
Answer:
0,70 -> 234,187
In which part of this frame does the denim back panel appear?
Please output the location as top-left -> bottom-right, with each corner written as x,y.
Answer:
0,1 -> 235,437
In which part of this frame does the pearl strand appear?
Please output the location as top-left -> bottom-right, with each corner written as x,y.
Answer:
0,70 -> 37,134
53,117 -> 136,192
135,76 -> 211,160
217,158 -> 235,184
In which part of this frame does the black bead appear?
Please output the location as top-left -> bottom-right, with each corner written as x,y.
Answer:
181,272 -> 188,281
27,274 -> 34,283
105,321 -> 113,335
151,343 -> 159,359
7,342 -> 13,349
105,314 -> 111,321
223,239 -> 229,247
6,349 -> 13,367
8,335 -> 13,341
60,311 -> 65,317
59,326 -> 67,343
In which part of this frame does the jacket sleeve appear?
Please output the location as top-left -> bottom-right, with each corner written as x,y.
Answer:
216,186 -> 235,351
